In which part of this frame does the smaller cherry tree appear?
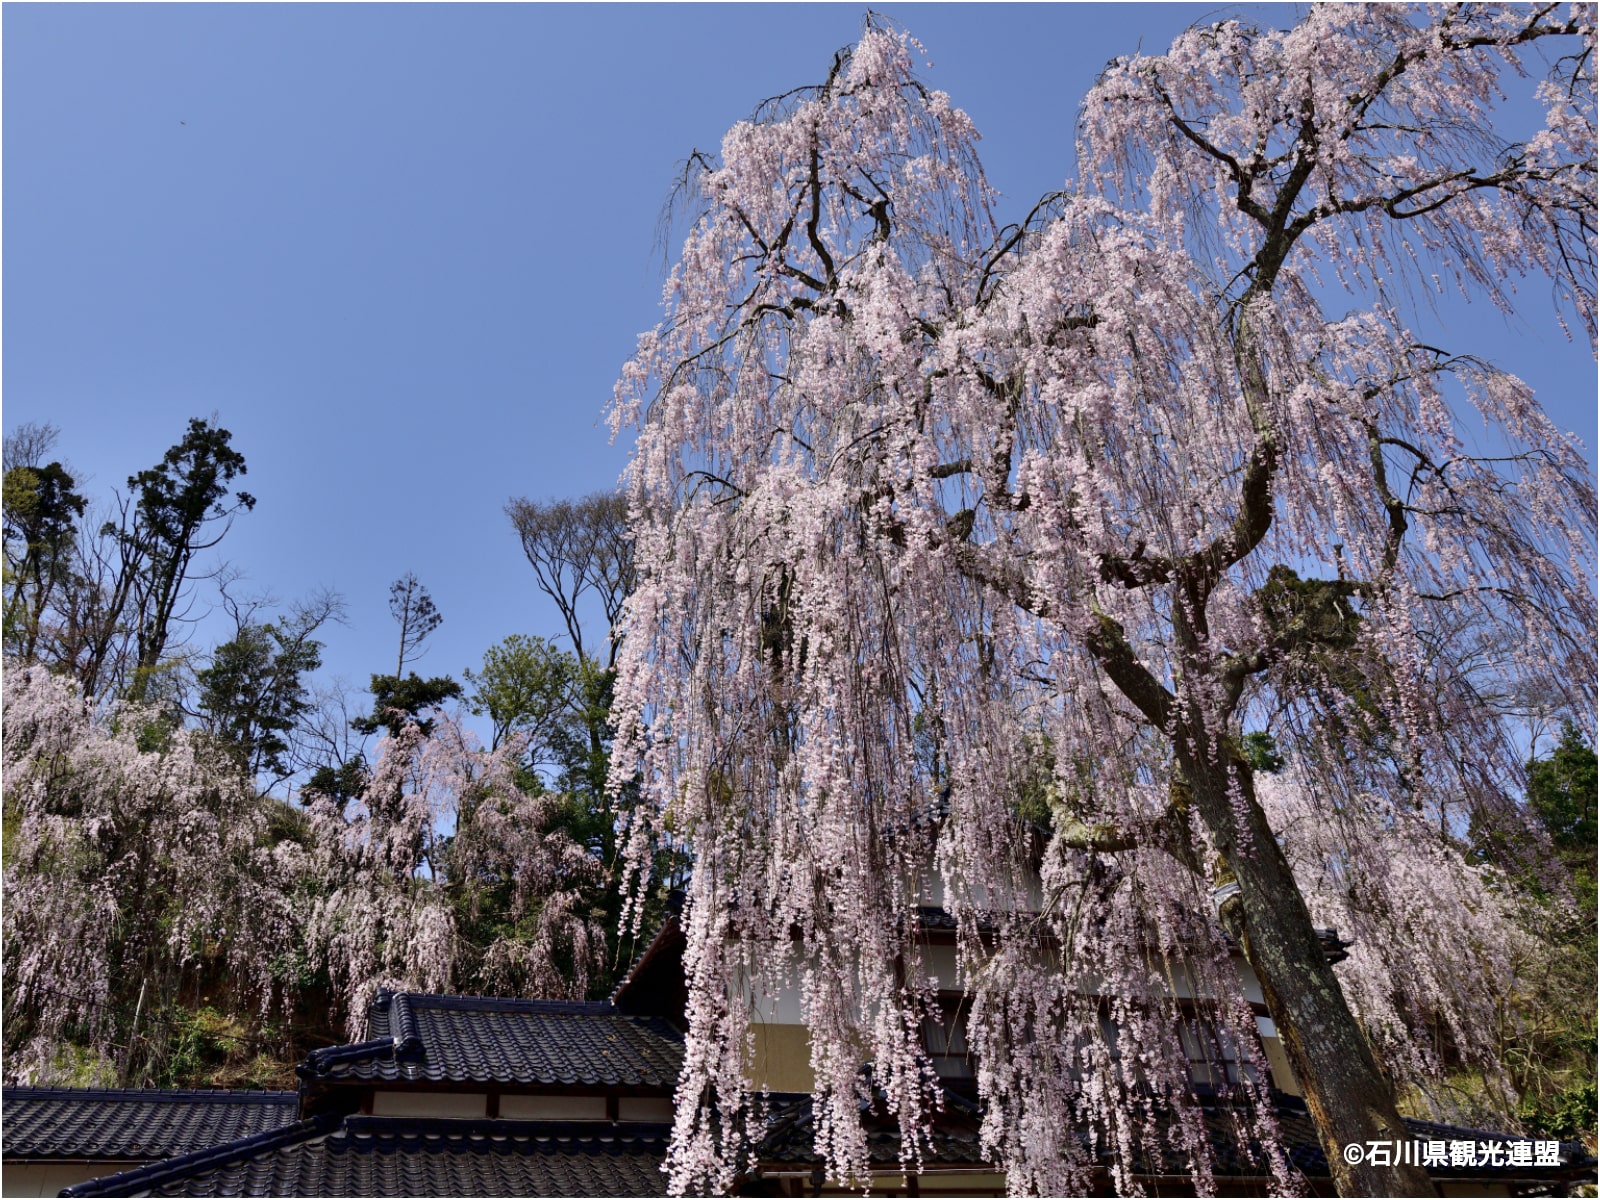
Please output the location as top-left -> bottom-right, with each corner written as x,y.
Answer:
301,708 -> 608,1038
301,718 -> 457,1036
2,666 -> 297,1084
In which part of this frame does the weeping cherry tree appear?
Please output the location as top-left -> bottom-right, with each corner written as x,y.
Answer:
608,8 -> 1595,1197
302,709 -> 609,1037
2,667 -> 299,1084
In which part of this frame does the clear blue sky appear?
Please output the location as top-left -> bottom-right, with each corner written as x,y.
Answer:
5,4 -> 1594,727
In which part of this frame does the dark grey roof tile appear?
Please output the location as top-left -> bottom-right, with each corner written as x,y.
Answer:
63,1118 -> 671,1198
300,992 -> 684,1090
2,1089 -> 298,1161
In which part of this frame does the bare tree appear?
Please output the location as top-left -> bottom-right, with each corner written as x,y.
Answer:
505,491 -> 634,672
388,572 -> 442,676
51,495 -> 146,701
3,422 -> 63,474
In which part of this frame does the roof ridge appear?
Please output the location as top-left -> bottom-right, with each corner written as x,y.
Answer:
343,1115 -> 674,1140
2,1087 -> 297,1102
381,991 -> 617,1014
60,1113 -> 342,1197
390,992 -> 424,1057
298,1036 -> 396,1079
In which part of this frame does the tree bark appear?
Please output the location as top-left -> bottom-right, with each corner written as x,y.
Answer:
1176,734 -> 1436,1198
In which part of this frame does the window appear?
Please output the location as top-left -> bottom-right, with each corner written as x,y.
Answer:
1178,1017 -> 1260,1089
922,998 -> 974,1080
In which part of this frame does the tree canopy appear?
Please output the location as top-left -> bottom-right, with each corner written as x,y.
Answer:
608,9 -> 1596,1196
2,435 -> 643,1086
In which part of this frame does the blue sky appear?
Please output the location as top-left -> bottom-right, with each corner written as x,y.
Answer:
5,3 -> 1594,738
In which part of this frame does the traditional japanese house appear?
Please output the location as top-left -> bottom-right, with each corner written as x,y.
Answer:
2,914 -> 1591,1197
1,1089 -> 297,1197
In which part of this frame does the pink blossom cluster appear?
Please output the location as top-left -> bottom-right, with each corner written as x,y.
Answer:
300,712 -> 609,1038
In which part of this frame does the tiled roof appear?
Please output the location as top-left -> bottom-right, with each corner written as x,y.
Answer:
757,1091 -> 990,1167
61,1118 -> 670,1198
49,1093 -> 1594,1197
1,1088 -> 297,1161
299,992 -> 685,1089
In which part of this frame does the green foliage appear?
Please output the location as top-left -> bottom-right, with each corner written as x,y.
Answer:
1521,1081 -> 1599,1142
352,672 -> 463,738
1240,732 -> 1286,775
1257,565 -> 1361,652
3,462 -> 86,562
304,758 -> 369,810
458,635 -> 646,998
197,622 -> 323,779
550,659 -> 619,798
150,1005 -> 235,1087
36,1042 -> 119,1089
261,797 -> 314,849
2,459 -> 87,661
1504,726 -> 1598,1148
1528,722 -> 1599,861
1255,565 -> 1391,746
463,634 -> 576,755
146,1005 -> 299,1090
127,419 -> 254,558
132,713 -> 181,754
123,419 -> 256,688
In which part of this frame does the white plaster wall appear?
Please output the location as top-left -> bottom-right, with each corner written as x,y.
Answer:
498,1094 -> 607,1121
371,1090 -> 488,1118
3,1162 -> 142,1197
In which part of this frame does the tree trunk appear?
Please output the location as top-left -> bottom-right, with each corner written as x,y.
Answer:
1177,737 -> 1436,1198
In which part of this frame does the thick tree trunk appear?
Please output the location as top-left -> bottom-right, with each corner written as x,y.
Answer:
1177,738 -> 1436,1198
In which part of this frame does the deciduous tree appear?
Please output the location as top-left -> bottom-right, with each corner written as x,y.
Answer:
1,667 -> 298,1085
507,492 -> 636,797
194,589 -> 345,789
507,492 -> 634,675
608,10 -> 1595,1196
301,709 -> 607,1035
463,633 -> 576,762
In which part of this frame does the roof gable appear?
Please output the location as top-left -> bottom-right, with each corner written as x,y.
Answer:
299,991 -> 685,1090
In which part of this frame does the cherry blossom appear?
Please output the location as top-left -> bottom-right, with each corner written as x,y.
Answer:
302,710 -> 608,1037
2,666 -> 297,1083
609,10 -> 1595,1196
